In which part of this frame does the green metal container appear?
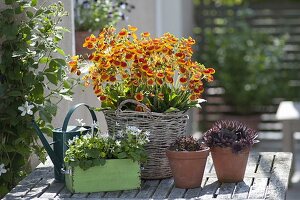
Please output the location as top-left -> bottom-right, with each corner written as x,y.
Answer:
32,103 -> 98,182
65,159 -> 141,193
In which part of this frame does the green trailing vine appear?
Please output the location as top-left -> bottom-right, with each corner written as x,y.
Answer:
0,0 -> 76,197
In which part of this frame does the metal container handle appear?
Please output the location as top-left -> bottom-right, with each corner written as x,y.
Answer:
62,103 -> 98,132
62,103 -> 98,162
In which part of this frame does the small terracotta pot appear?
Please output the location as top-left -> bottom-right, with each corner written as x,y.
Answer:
211,147 -> 249,183
166,147 -> 210,189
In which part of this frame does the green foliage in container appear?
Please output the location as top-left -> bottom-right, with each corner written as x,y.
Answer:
64,126 -> 150,170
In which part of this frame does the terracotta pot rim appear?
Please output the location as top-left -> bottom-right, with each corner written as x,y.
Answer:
166,147 -> 210,159
166,147 -> 210,153
210,146 -> 250,154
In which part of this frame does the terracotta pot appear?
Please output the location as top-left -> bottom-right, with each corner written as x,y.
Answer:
211,147 -> 249,183
166,148 -> 210,189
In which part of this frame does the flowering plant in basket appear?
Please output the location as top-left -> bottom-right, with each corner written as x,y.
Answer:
68,26 -> 215,112
64,126 -> 150,170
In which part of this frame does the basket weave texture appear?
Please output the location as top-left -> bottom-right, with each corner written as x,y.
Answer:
103,99 -> 189,179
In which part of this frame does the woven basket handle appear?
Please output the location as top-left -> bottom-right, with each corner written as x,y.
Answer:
116,99 -> 151,114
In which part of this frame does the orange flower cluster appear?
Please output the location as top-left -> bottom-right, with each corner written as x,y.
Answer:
68,26 -> 215,111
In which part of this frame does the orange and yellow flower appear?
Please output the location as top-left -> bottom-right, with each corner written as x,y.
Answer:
134,92 -> 144,101
68,26 -> 215,111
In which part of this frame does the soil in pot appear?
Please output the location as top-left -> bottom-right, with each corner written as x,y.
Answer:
211,147 -> 249,183
166,148 -> 210,189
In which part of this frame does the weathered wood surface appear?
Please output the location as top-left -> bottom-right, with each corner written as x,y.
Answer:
3,152 -> 292,200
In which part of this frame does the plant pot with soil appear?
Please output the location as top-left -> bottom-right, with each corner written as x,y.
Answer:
203,120 -> 259,183
166,135 -> 210,189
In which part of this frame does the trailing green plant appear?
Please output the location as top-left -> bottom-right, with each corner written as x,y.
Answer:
75,0 -> 134,32
0,0 -> 76,197
168,135 -> 205,151
64,126 -> 150,170
203,120 -> 259,153
200,8 -> 289,114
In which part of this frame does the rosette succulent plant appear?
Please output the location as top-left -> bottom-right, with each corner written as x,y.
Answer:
169,135 -> 205,151
203,120 -> 259,153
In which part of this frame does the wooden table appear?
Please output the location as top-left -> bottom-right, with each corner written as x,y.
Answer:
3,152 -> 292,200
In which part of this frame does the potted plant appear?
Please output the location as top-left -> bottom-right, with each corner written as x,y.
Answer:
166,135 -> 210,189
74,0 -> 134,54
63,126 -> 149,193
68,26 -> 215,179
203,120 -> 259,182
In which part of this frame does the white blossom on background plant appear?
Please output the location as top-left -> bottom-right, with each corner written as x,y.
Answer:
0,163 -> 7,176
18,101 -> 34,116
76,118 -> 86,126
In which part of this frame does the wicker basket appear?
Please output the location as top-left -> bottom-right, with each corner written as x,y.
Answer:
103,99 -> 189,179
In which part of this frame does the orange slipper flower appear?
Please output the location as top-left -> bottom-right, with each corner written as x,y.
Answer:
166,76 -> 174,84
141,32 -> 150,37
147,78 -> 155,85
179,77 -> 188,84
189,94 -> 197,101
156,72 -> 165,79
109,76 -> 117,82
134,92 -> 144,101
120,62 -> 127,68
156,79 -> 163,85
128,25 -> 138,32
158,93 -> 164,100
99,95 -> 107,101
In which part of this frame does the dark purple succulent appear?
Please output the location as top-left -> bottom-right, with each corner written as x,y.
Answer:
169,135 -> 206,151
203,120 -> 259,153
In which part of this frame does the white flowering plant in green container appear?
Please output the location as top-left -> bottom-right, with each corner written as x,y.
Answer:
63,126 -> 150,193
64,126 -> 150,170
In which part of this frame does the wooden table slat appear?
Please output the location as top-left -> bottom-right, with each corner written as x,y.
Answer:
197,177 -> 220,199
23,174 -> 55,199
71,192 -> 89,198
256,153 -> 274,173
151,178 -> 174,198
247,177 -> 269,199
135,180 -> 160,198
55,186 -> 72,198
232,177 -> 252,199
215,182 -> 236,199
38,181 -> 64,199
168,187 -> 186,198
118,189 -> 139,198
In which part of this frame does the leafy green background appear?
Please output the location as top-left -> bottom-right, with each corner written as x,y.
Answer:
0,0 -> 77,197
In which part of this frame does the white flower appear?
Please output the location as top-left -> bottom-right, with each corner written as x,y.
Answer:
18,101 -> 34,116
197,98 -> 207,104
0,163 -> 7,176
68,135 -> 79,146
144,131 -> 150,137
115,140 -> 121,146
117,130 -> 124,138
82,133 -> 92,140
76,119 -> 86,126
127,126 -> 142,135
